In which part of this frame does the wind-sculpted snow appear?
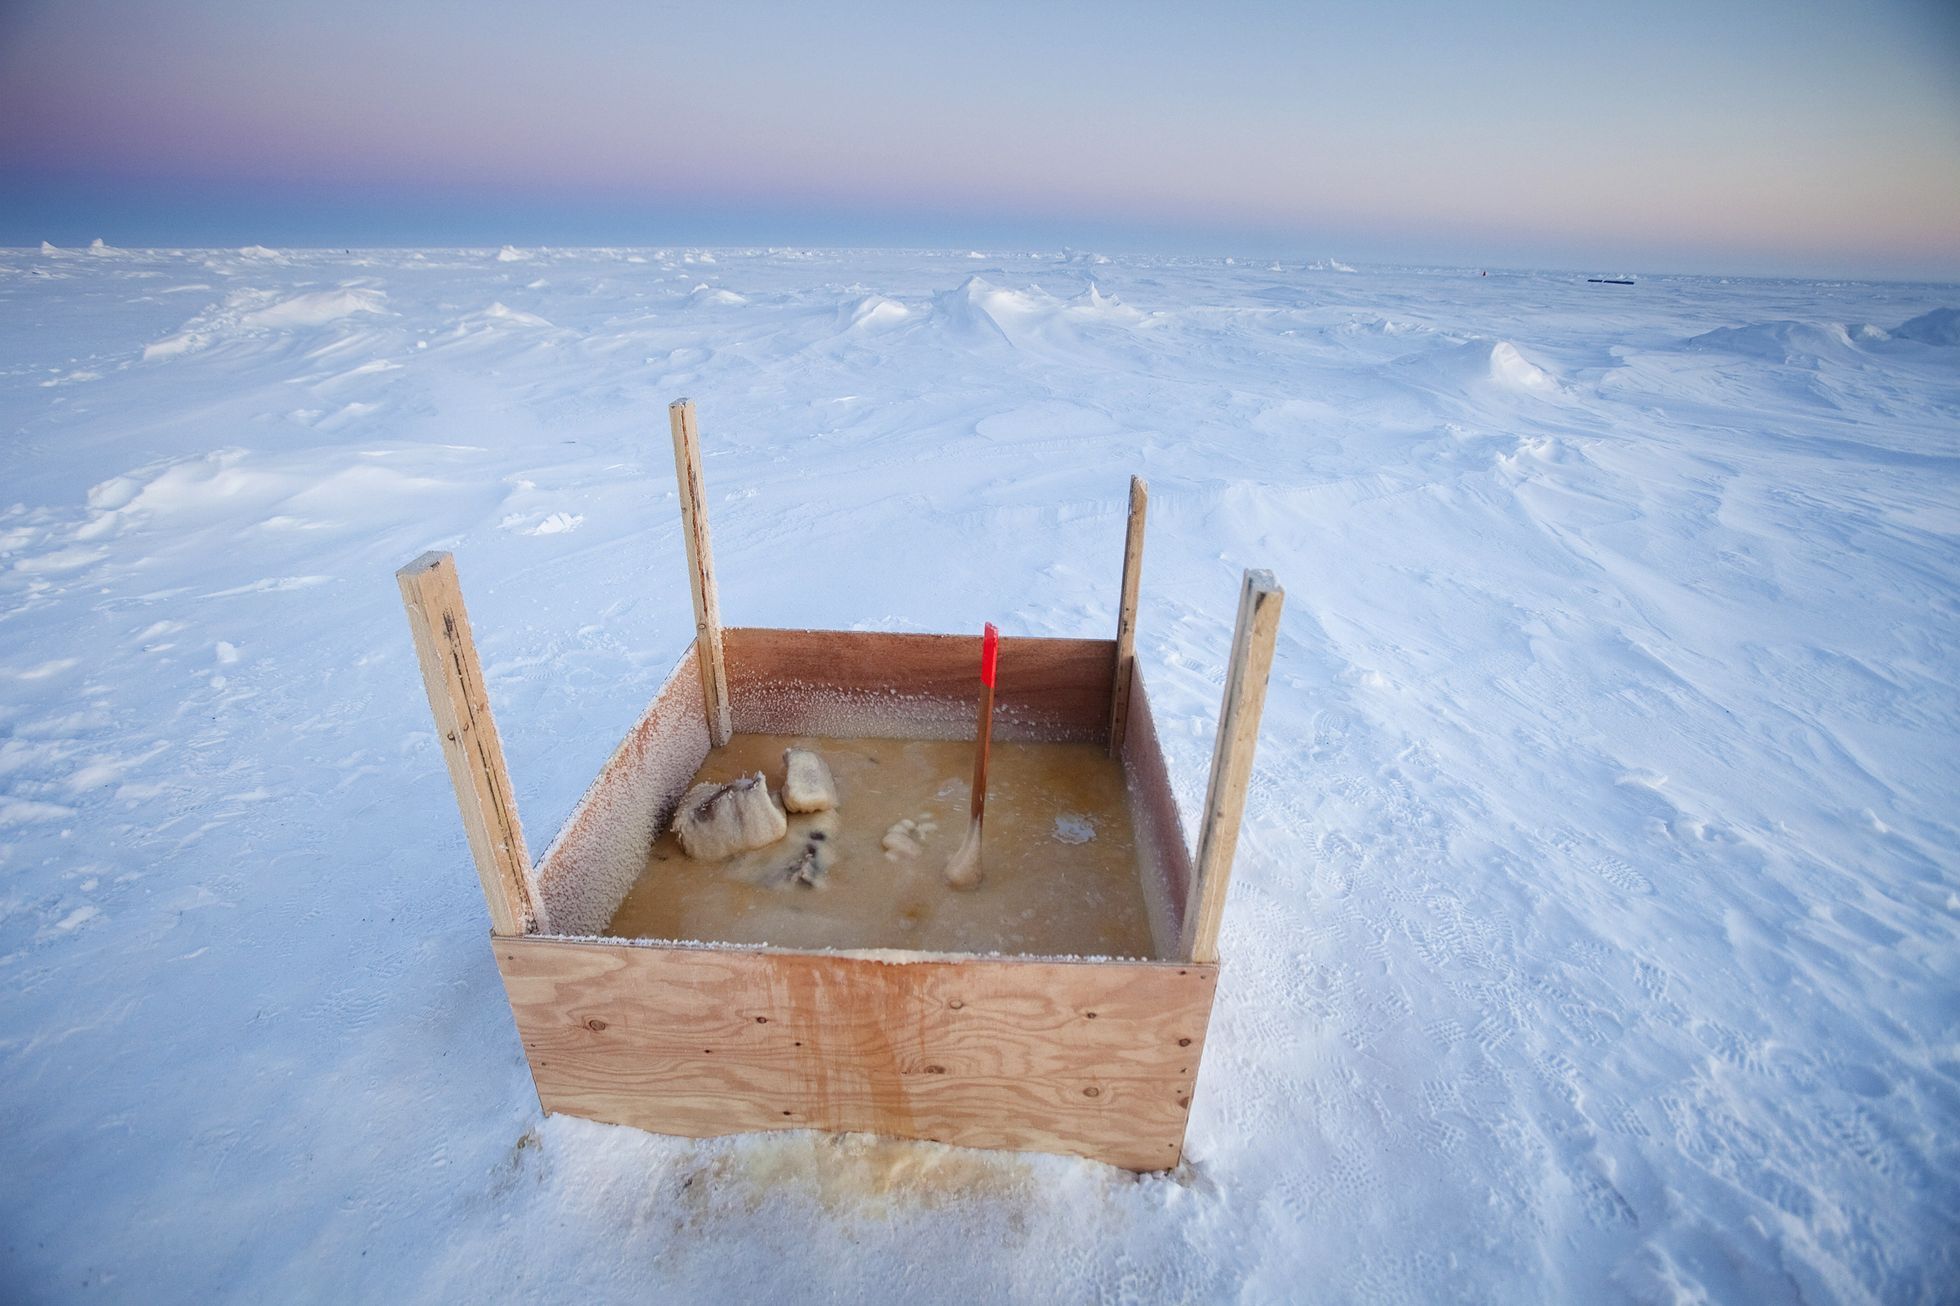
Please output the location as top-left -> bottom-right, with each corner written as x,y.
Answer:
1389,337 -> 1564,397
1687,318 -> 1890,361
0,247 -> 1955,1303
1894,307 -> 1960,347
139,286 -> 391,358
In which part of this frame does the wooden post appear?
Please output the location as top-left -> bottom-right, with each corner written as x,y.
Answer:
397,551 -> 541,936
670,398 -> 732,746
1107,475 -> 1148,755
1180,569 -> 1284,963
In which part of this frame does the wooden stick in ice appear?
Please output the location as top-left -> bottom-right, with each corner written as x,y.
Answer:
943,622 -> 999,891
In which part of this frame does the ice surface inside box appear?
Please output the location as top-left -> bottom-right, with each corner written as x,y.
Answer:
604,732 -> 1160,958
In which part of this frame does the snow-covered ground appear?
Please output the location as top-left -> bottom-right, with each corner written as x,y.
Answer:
2,244 -> 1955,1303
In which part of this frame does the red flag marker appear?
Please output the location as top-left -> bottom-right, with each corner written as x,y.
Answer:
944,623 -> 998,890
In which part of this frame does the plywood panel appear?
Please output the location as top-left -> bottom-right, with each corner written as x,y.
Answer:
724,628 -> 1115,744
531,643 -> 710,935
1121,667 -> 1195,959
495,937 -> 1217,1171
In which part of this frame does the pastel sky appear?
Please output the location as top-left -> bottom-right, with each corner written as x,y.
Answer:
2,0 -> 1956,277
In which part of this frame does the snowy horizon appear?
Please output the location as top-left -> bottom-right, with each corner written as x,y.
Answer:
17,237 -> 1960,290
3,1 -> 1958,280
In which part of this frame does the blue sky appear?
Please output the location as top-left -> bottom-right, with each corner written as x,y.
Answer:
1,0 -> 1955,277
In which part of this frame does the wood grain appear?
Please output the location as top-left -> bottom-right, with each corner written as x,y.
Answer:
670,399 -> 732,747
724,628 -> 1116,743
496,936 -> 1217,1171
1181,569 -> 1284,963
396,550 -> 539,935
1107,475 -> 1148,755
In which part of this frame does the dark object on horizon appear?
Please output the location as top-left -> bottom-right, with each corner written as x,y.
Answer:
1589,277 -> 1636,285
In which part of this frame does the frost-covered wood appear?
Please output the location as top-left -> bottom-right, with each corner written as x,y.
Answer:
530,643 -> 711,936
1120,669 -> 1195,959
723,628 -> 1115,742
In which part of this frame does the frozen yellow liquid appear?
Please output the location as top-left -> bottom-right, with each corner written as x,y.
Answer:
605,733 -> 1158,958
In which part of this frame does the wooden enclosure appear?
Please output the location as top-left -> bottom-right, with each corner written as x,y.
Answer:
398,399 -> 1283,1171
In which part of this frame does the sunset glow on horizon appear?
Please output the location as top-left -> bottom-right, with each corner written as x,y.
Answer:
2,0 -> 1956,278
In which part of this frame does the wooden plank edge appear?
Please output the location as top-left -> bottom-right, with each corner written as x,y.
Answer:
1181,569 -> 1284,963
492,930 -> 1211,972
1108,474 -> 1147,754
396,549 -> 539,936
670,398 -> 732,746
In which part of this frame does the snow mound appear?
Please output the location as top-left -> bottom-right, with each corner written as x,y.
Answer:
1893,307 -> 1960,346
930,275 -> 1148,349
525,511 -> 583,536
237,245 -> 283,260
1394,338 -> 1563,396
239,288 -> 388,328
1342,314 -> 1429,338
478,302 -> 554,328
846,295 -> 912,330
495,245 -> 530,263
932,276 -> 1042,342
686,284 -> 747,308
1077,283 -> 1142,322
142,332 -> 208,361
1310,257 -> 1358,273
1686,320 -> 1874,362
1488,340 -> 1558,391
39,240 -> 59,256
76,448 -> 447,536
932,275 -> 1004,333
